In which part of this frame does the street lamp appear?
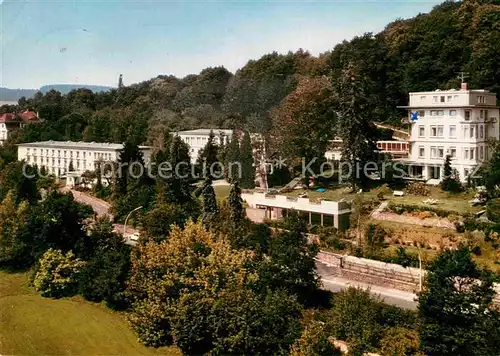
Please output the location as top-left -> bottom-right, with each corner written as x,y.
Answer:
124,206 -> 143,236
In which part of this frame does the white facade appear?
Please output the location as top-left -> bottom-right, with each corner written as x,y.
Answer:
0,123 -> 8,144
17,141 -> 152,185
175,129 -> 233,162
401,84 -> 499,182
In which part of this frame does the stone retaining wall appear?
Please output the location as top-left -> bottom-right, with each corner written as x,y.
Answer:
317,251 -> 500,304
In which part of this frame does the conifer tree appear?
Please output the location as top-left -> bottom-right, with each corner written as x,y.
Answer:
240,131 -> 255,189
440,155 -> 462,192
201,177 -> 219,226
164,135 -> 192,205
197,130 -> 219,179
228,181 -> 244,222
68,160 -> 75,173
224,132 -> 240,182
336,63 -> 378,191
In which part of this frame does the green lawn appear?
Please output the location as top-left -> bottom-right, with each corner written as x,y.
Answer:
283,185 -> 480,215
0,271 -> 179,356
214,184 -> 230,200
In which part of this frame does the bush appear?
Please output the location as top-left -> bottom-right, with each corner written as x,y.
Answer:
380,327 -> 421,356
388,202 -> 455,218
454,221 -> 465,233
406,182 -> 429,196
34,248 -> 86,298
486,198 -> 500,223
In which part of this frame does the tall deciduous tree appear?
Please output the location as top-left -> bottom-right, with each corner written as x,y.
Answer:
240,131 -> 255,189
271,76 -> 336,186
418,245 -> 500,356
0,191 -> 29,266
336,63 -> 378,191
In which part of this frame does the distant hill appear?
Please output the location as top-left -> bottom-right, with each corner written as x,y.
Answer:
0,88 -> 37,102
0,84 -> 113,102
39,84 -> 113,95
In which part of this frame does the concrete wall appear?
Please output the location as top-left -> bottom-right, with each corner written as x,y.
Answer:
317,251 -> 500,305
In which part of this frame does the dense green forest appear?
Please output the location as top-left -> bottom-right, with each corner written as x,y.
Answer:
1,0 -> 499,149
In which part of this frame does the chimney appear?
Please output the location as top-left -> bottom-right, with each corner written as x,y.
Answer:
461,82 -> 468,90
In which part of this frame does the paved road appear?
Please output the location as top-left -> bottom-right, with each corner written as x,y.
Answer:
316,261 -> 418,309
62,188 -> 139,238
63,188 -> 418,308
61,187 -> 112,217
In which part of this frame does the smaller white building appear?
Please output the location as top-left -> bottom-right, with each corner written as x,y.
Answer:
17,141 -> 152,186
399,83 -> 499,183
174,129 -> 233,162
242,192 -> 351,231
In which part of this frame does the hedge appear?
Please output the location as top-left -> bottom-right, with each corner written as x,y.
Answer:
387,202 -> 456,218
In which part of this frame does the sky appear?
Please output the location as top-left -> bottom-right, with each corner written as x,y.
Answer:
1,0 -> 444,89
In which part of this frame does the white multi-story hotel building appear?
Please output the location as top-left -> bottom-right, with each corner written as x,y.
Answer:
175,129 -> 233,162
17,141 -> 152,186
400,83 -> 499,182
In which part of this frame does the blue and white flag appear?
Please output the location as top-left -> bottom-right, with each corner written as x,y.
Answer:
410,111 -> 419,122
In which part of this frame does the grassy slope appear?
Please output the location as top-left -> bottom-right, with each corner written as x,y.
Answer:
0,271 -> 180,356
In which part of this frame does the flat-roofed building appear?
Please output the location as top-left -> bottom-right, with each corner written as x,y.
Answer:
242,192 -> 351,231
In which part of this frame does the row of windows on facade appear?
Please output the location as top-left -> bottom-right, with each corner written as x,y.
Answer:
182,136 -> 227,146
421,94 -> 488,104
418,145 -> 487,161
26,156 -> 96,170
26,148 -> 113,161
418,124 -> 488,139
414,109 -> 491,119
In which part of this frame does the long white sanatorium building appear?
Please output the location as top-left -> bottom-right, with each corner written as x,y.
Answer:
400,83 -> 499,182
17,141 -> 152,185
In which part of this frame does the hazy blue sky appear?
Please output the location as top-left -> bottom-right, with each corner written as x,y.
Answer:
1,0 -> 443,89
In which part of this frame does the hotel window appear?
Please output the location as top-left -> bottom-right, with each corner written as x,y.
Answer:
419,147 -> 425,158
447,95 -> 452,102
464,126 -> 469,138
76,151 -> 80,158
420,96 -> 426,100
485,110 -> 489,120
465,110 -> 471,121
470,148 -> 475,160
430,147 -> 437,158
470,127 -> 475,138
480,110 -> 484,119
440,96 -> 445,103
437,125 -> 444,137
454,95 -> 459,99
433,96 -> 438,103
438,147 -> 444,158
464,149 -> 469,159
438,110 -> 444,116
449,110 -> 457,116
430,110 -> 437,116
431,126 -> 437,136
449,147 -> 456,158
480,146 -> 484,160
418,126 -> 425,137
478,96 -> 485,104
449,125 -> 456,137
418,110 -> 425,117
480,125 -> 484,138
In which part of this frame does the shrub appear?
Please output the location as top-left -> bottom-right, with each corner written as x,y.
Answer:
486,198 -> 500,223
406,182 -> 429,196
387,202 -> 455,218
380,327 -> 421,356
454,221 -> 465,233
34,249 -> 86,298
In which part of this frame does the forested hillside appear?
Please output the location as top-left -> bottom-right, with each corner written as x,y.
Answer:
1,0 -> 499,148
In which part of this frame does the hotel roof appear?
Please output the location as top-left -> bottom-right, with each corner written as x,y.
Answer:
17,141 -> 151,150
